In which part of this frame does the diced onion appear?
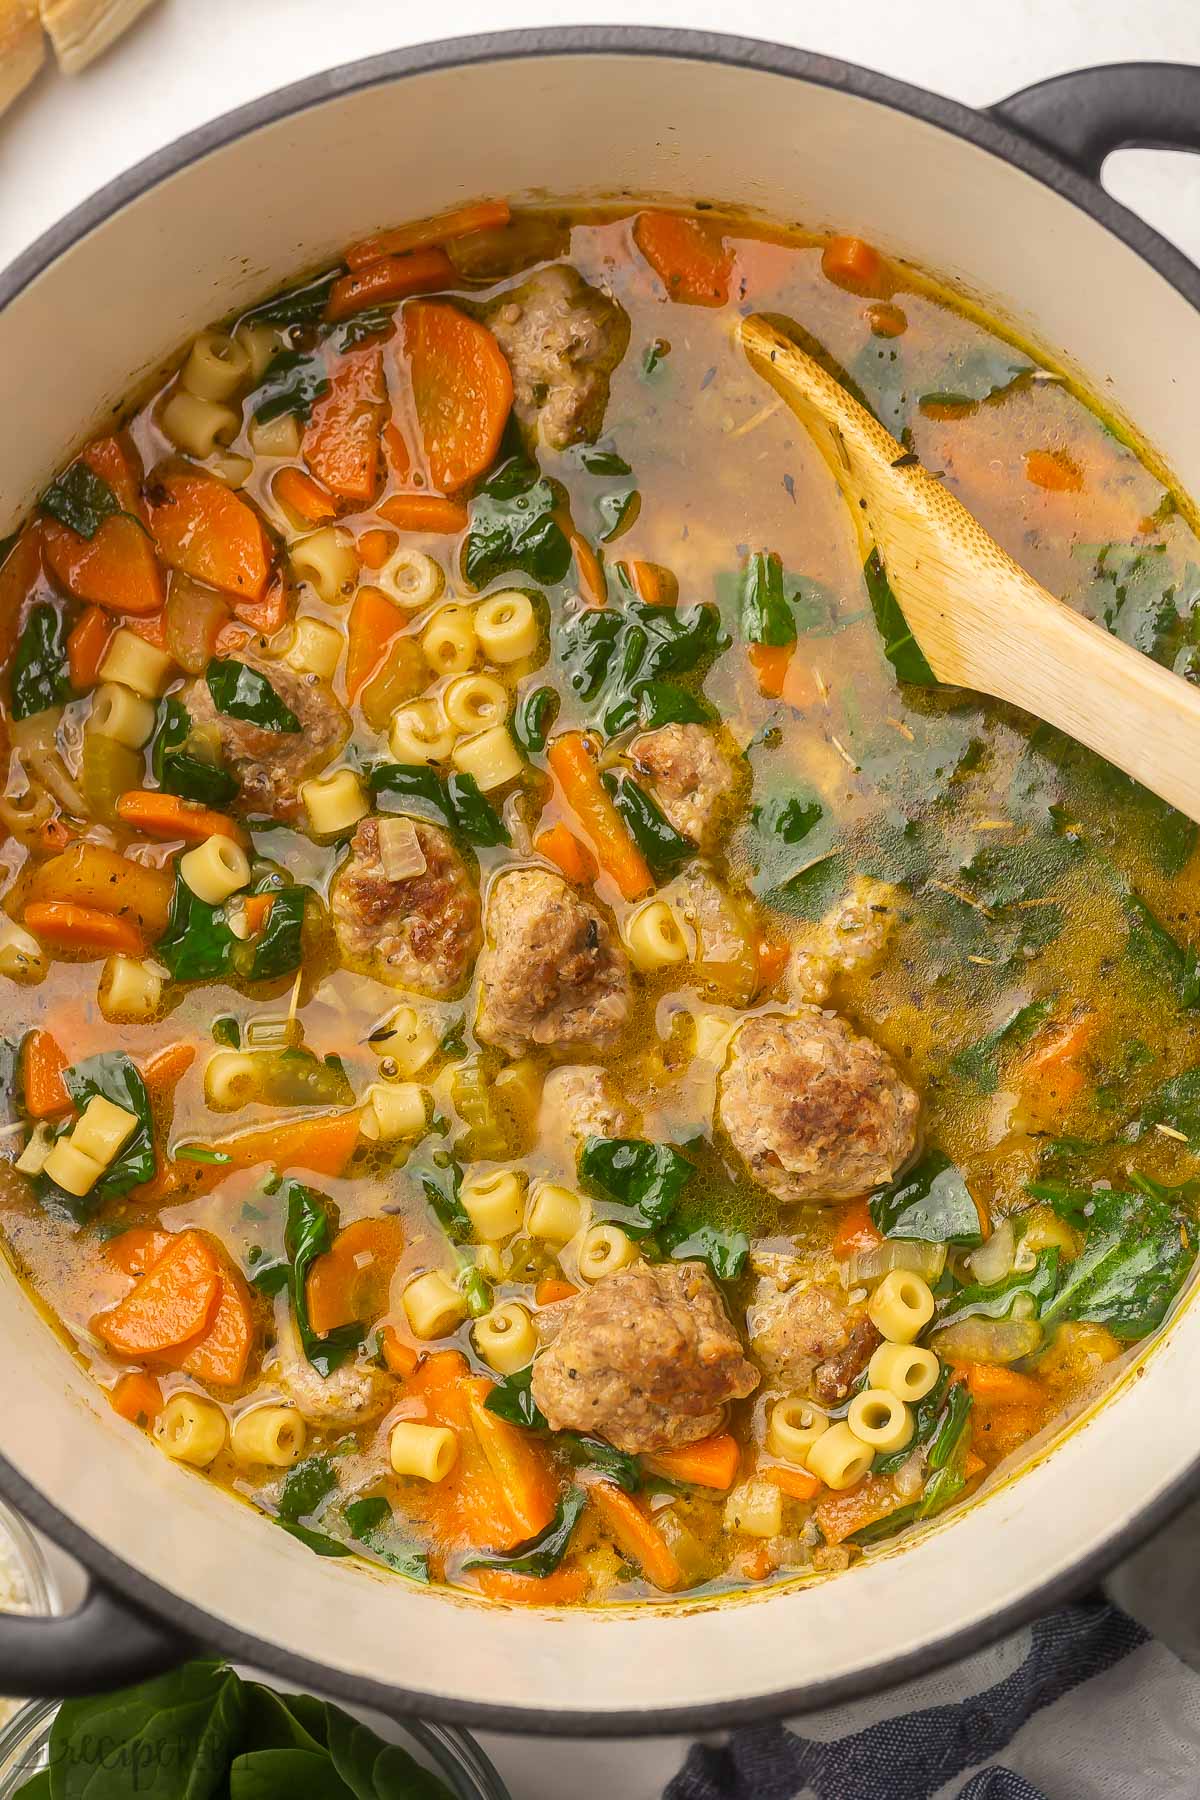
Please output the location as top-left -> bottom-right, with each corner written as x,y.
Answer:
849,1239 -> 947,1287
965,1219 -> 1015,1286
377,816 -> 427,882
165,575 -> 230,675
929,1317 -> 1043,1365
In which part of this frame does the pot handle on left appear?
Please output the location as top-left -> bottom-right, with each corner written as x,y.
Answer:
0,1576 -> 194,1697
991,62 -> 1200,178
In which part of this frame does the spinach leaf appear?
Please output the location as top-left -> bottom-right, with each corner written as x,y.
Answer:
152,695 -> 238,807
556,594 -> 721,737
915,1462 -> 968,1521
278,1521 -> 353,1559
919,346 -> 1031,409
38,463 -> 123,539
206,658 -> 301,734
252,350 -> 330,426
61,1052 -> 156,1200
464,1485 -> 586,1575
870,1150 -> 983,1247
934,1249 -> 1060,1333
739,550 -> 796,647
412,1154 -> 472,1243
484,1372 -> 642,1489
369,762 -> 510,846
849,1499 -> 922,1546
342,1495 -> 429,1582
10,604 -> 71,720
43,1660 -> 248,1800
603,770 -> 694,875
246,885 -> 308,982
464,455 -> 572,588
874,1366 -> 953,1474
634,680 -> 713,729
334,305 -> 396,349
579,1136 -> 693,1231
446,772 -> 511,846
1123,888 -> 1200,1008
925,1379 -> 973,1472
770,848 -> 849,921
281,1181 -> 364,1375
278,1455 -> 338,1523
1137,1069 -> 1200,1147
322,1698 -> 447,1797
948,997 -> 1056,1093
1089,542 -> 1184,664
864,548 -> 938,686
485,1365 -> 548,1429
1041,1177 -> 1195,1339
751,787 -> 824,848
662,1221 -> 749,1282
563,1437 -> 641,1493
158,865 -> 237,982
513,684 -> 558,755
240,270 -> 339,328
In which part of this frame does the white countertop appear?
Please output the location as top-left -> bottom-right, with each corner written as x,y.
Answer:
4,2 -> 1199,1794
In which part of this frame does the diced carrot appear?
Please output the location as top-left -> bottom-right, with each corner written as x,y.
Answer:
42,437 -> 164,617
763,1464 -> 822,1502
37,818 -> 72,855
147,472 -> 271,603
821,235 -> 885,294
116,790 -> 246,846
755,936 -> 790,991
642,1434 -> 741,1492
104,1227 -> 172,1279
97,1229 -> 221,1357
306,1215 -> 406,1338
632,211 -> 733,307
865,302 -> 908,338
230,575 -> 288,637
474,1567 -> 589,1606
24,901 -> 144,957
571,532 -> 606,608
970,1402 -> 1043,1467
27,843 -> 173,939
356,527 -> 395,570
126,611 -> 169,650
534,1277 -> 579,1307
547,733 -> 653,903
586,1481 -> 683,1591
303,348 -> 388,505
140,1041 -> 196,1099
465,1378 -> 559,1541
379,1323 -> 420,1379
241,893 -> 274,938
534,823 -> 598,888
412,1365 -> 526,1555
345,585 -> 404,702
21,1030 -> 71,1119
324,248 -> 455,323
378,493 -> 468,534
202,1108 -> 361,1178
403,300 -> 513,494
815,1474 -> 896,1545
66,604 -> 113,689
382,422 -> 412,487
832,1197 -> 883,1261
1022,1011 -> 1094,1107
748,641 -> 792,698
742,1543 -> 778,1582
346,201 -> 512,269
0,528 -> 45,675
273,466 -> 338,525
171,1262 -> 256,1387
408,1348 -> 469,1392
954,1363 -> 1045,1407
1025,449 -> 1084,494
109,1372 -> 164,1427
621,559 -> 677,606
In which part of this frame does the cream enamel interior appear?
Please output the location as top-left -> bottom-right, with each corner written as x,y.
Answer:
0,47 -> 1198,1722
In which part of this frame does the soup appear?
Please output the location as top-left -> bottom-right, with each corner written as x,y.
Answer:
0,201 -> 1198,1607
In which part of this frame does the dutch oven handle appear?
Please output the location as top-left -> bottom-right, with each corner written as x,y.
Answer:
0,1576 -> 196,1697
991,62 -> 1200,178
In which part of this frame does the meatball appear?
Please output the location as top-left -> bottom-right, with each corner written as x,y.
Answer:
719,1010 -> 919,1203
476,869 -> 630,1054
750,1279 -> 850,1387
485,265 -> 630,451
539,1065 -> 635,1149
272,1327 -> 393,1429
329,816 -> 481,996
530,1261 -> 759,1453
632,724 -> 738,847
181,650 -> 349,822
790,876 -> 899,1005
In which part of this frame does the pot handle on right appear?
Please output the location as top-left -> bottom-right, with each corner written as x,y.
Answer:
991,62 -> 1200,178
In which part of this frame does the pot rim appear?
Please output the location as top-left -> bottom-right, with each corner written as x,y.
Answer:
1,23 -> 1198,1739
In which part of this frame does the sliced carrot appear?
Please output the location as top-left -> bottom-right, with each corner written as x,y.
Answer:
382,422 -> 412,487
762,1464 -> 822,1502
821,235 -> 885,294
324,248 -> 455,323
586,1480 -> 682,1591
346,201 -> 512,270
534,1276 -> 580,1307
474,1567 -> 589,1606
171,1262 -> 256,1387
832,1197 -> 883,1261
140,1041 -> 196,1099
0,527 -> 45,675
27,843 -> 172,939
42,437 -> 164,617
633,211 -> 733,307
815,1474 -> 896,1545
403,300 -> 513,495
408,1348 -> 469,1392
345,584 -> 404,702
755,936 -> 790,992
1022,1011 -> 1094,1107
642,1433 -> 740,1492
104,1227 -> 171,1279
116,790 -> 246,846
109,1372 -> 164,1427
356,527 -> 395,570
411,1363 -> 527,1555
127,611 -> 169,650
748,641 -> 792,699
24,901 -> 144,957
241,893 -> 274,938
378,493 -> 469,535
954,1363 -> 1045,1407
273,466 -> 338,525
547,732 -> 653,902
621,559 -> 677,607
230,575 -> 288,637
21,1030 -> 71,1119
1025,449 -> 1084,494
204,1108 -> 361,1178
97,1229 -> 221,1357
465,1378 -> 558,1542
66,604 -> 113,689
306,1215 -> 406,1338
303,348 -> 388,505
571,532 -> 607,608
379,1323 -> 420,1379
534,822 -> 598,888
147,472 -> 271,603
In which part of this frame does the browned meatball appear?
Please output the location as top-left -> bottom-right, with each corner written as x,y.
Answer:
475,869 -> 630,1054
329,816 -> 481,996
539,1065 -> 635,1150
485,266 -> 630,451
181,650 -> 349,822
632,724 -> 737,847
530,1261 -> 759,1453
750,1280 -> 880,1400
719,1010 -> 919,1203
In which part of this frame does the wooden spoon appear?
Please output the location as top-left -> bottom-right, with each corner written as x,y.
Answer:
740,313 -> 1200,824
